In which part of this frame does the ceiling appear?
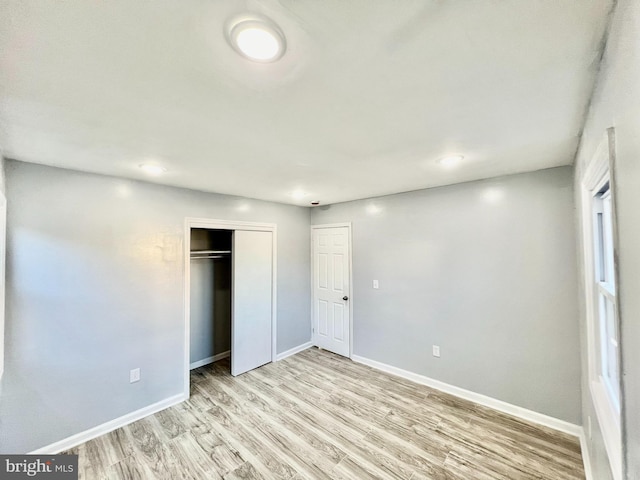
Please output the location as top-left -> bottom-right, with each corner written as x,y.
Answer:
0,1 -> 613,206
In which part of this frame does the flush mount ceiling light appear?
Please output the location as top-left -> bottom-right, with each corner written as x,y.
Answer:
139,164 -> 166,175
437,155 -> 464,168
227,17 -> 286,62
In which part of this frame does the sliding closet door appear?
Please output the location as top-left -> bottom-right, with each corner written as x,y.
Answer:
231,230 -> 273,376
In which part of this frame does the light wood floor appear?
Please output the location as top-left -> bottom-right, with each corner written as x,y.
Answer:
64,348 -> 585,479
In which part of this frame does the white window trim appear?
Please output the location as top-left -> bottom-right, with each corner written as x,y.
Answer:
580,133 -> 621,480
0,191 -> 5,380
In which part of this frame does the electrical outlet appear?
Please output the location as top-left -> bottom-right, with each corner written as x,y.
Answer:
373,280 -> 379,289
432,345 -> 441,358
130,368 -> 141,383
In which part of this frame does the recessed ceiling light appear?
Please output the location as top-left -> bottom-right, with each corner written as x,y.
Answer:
292,190 -> 307,200
139,164 -> 166,175
437,155 -> 464,168
228,18 -> 286,62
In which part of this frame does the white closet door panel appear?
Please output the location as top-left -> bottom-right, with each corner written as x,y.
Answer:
232,230 -> 273,376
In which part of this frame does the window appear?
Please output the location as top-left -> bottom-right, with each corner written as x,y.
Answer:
581,131 -> 621,480
593,183 -> 620,410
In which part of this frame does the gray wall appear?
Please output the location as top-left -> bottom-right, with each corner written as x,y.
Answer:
0,160 -> 311,453
311,167 -> 581,424
574,0 -> 640,477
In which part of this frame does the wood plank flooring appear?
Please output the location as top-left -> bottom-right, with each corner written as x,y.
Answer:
62,348 -> 585,479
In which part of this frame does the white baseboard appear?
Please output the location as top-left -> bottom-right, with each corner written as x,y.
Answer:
276,341 -> 313,361
190,350 -> 230,370
29,393 -> 187,454
351,354 -> 582,438
580,430 -> 594,480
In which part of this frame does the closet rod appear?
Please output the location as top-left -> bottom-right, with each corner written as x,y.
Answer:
190,255 -> 228,260
190,250 -> 231,255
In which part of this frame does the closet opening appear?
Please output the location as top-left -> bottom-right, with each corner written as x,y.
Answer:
189,228 -> 232,373
184,217 -> 276,392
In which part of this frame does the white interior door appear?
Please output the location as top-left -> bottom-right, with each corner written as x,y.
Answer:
313,226 -> 350,357
232,230 -> 273,376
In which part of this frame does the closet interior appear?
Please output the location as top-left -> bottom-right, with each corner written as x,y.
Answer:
189,228 -> 232,372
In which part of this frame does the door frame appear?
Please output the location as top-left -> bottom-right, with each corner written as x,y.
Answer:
310,222 -> 353,358
183,217 -> 277,396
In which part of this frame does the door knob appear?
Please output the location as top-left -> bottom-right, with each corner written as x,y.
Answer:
343,296 -> 349,301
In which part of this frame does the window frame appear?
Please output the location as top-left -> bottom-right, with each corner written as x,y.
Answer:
593,183 -> 620,411
0,190 -> 4,381
580,134 -> 621,480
